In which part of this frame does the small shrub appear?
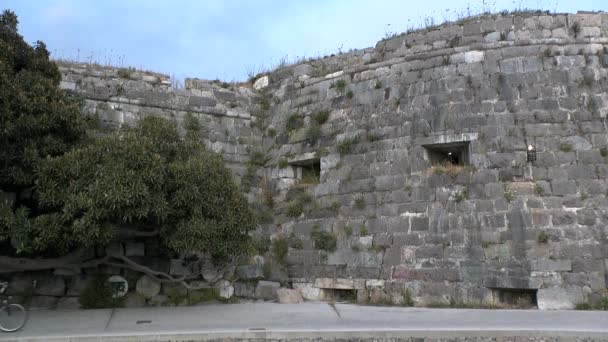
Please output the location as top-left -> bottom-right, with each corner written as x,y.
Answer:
286,114 -> 304,133
481,241 -> 491,249
367,132 -> 381,142
431,162 -> 474,179
305,125 -> 322,144
333,80 -> 346,92
117,67 -> 134,79
252,235 -> 271,254
289,233 -> 304,249
346,90 -> 354,99
267,127 -> 277,138
286,201 -> 304,218
167,287 -> 187,306
249,150 -> 269,167
575,302 -> 593,310
188,288 -> 219,304
184,112 -> 201,131
504,189 -> 515,202
329,200 -> 341,213
359,224 -> 368,236
600,147 -> 608,157
312,110 -> 330,125
535,183 -> 544,195
337,136 -> 359,155
560,143 -> 573,152
402,289 -> 414,307
278,158 -> 289,169
79,275 -> 123,309
355,196 -> 366,209
311,226 -> 337,252
375,80 -> 383,89
454,190 -> 468,203
343,224 -> 353,236
272,236 -> 289,264
537,231 -> 550,244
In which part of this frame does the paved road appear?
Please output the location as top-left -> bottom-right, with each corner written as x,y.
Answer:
1,302 -> 608,341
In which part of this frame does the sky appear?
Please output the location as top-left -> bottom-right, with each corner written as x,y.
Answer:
3,0 -> 607,82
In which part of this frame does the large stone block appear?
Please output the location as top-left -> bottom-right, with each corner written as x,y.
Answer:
254,281 -> 280,300
136,275 -> 161,299
276,288 -> 303,304
537,286 -> 584,310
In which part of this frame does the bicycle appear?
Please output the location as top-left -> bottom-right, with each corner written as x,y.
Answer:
0,282 -> 27,332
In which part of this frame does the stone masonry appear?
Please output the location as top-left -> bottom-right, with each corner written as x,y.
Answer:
15,11 -> 608,310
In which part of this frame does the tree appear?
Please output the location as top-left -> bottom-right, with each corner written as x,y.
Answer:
0,11 -> 257,288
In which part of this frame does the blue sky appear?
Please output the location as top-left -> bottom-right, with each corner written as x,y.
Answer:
3,0 -> 607,81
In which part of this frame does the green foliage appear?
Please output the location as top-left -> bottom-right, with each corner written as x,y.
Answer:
329,201 -> 341,214
534,183 -> 544,195
286,201 -> 304,218
402,288 -> 414,307
188,288 -> 219,304
332,80 -> 346,92
575,296 -> 608,311
346,90 -> 354,99
343,224 -> 353,237
271,236 -> 289,264
301,166 -> 320,184
375,80 -> 383,89
184,112 -> 201,132
454,190 -> 468,203
117,67 -> 135,79
337,136 -> 359,155
79,275 -> 123,309
289,232 -> 304,249
311,225 -> 337,252
560,143 -> 573,152
30,117 -> 257,259
600,147 -> 608,158
278,158 -> 289,169
286,114 -> 303,133
252,235 -> 271,255
504,189 -> 515,202
0,10 -> 88,192
354,196 -> 366,209
267,127 -> 277,138
249,150 -> 269,167
166,287 -> 187,306
537,231 -> 550,244
367,132 -> 381,142
305,125 -> 322,144
359,224 -> 368,236
312,110 -> 330,125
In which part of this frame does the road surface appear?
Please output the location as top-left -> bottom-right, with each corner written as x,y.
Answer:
1,302 -> 608,341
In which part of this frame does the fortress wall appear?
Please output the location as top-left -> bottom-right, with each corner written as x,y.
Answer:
47,11 -> 608,309
253,11 -> 608,308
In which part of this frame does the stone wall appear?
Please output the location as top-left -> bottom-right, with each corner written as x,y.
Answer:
251,11 -> 608,309
5,11 -> 608,310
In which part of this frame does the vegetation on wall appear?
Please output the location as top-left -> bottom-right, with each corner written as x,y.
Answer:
0,11 -> 257,291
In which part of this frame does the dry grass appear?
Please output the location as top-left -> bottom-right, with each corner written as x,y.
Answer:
428,162 -> 475,179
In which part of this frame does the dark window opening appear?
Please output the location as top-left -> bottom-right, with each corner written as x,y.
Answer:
423,141 -> 471,166
290,158 -> 321,185
490,288 -> 537,309
326,289 -> 358,302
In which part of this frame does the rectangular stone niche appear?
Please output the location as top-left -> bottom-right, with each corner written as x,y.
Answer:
423,141 -> 471,165
489,288 -> 537,308
289,155 -> 320,184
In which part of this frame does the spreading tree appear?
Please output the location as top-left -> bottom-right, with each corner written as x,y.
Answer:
0,11 -> 256,288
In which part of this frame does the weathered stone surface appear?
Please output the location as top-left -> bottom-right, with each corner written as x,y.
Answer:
35,276 -> 66,297
216,280 -> 235,299
170,259 -> 193,276
125,242 -> 145,256
537,286 -> 584,310
277,288 -> 304,303
56,297 -> 80,310
253,76 -> 269,90
123,293 -> 146,308
255,281 -> 280,300
136,275 -> 161,299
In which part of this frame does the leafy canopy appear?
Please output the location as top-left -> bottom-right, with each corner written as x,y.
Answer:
0,10 -> 87,192
0,10 -> 256,261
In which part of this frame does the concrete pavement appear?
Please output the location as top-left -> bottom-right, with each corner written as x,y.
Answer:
1,302 -> 608,341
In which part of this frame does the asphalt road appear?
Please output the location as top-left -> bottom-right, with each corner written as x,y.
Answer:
1,302 -> 608,341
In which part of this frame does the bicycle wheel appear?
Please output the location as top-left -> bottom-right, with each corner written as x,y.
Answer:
0,304 -> 27,332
